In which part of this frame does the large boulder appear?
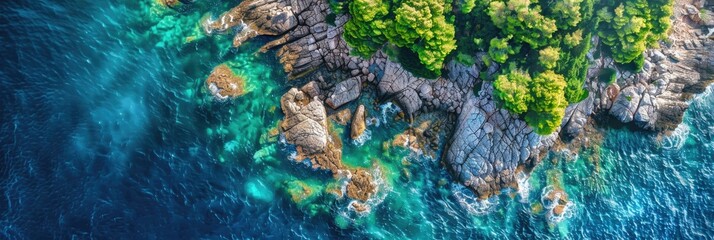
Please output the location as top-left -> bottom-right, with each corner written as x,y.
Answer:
609,83 -> 658,129
280,88 -> 328,155
325,77 -> 361,109
445,84 -> 553,198
350,105 -> 366,140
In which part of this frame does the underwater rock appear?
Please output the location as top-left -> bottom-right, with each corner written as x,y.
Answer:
349,201 -> 370,213
392,132 -> 419,152
206,64 -> 246,100
280,88 -> 328,155
541,186 -> 572,223
284,180 -> 319,204
350,105 -> 366,140
159,0 -> 182,8
346,169 -> 376,202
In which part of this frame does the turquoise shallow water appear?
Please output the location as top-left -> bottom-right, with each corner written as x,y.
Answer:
1,0 -> 713,238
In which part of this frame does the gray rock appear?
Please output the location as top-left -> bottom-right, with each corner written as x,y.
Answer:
300,81 -> 321,98
609,84 -> 645,123
561,96 -> 594,139
445,84 -> 552,198
325,77 -> 361,109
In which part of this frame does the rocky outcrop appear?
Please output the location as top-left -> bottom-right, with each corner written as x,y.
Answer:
202,0 -> 298,48
346,169 -> 376,202
609,83 -> 658,129
206,64 -> 246,100
211,0 -> 714,204
350,105 -> 366,140
445,84 -> 556,198
579,0 -> 714,133
325,77 -> 360,109
280,88 -> 329,156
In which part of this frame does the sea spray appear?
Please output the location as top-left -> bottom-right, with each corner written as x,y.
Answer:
451,183 -> 500,215
351,129 -> 372,146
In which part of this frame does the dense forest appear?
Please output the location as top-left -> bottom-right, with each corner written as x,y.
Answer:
334,0 -> 674,134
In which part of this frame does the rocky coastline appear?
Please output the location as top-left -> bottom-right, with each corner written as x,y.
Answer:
201,0 -> 713,207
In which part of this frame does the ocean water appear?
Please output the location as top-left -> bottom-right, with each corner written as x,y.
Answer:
1,0 -> 713,239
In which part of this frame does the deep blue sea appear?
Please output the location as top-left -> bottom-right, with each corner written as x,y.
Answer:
1,0 -> 713,239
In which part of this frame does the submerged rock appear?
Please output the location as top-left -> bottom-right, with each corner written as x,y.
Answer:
206,64 -> 246,100
330,108 -> 352,126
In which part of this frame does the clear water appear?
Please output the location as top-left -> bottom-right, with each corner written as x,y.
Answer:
1,0 -> 712,238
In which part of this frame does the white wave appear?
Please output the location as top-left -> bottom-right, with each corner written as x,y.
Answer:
516,172 -> 530,203
661,124 -> 690,150
451,183 -> 500,216
540,185 -> 576,224
351,129 -> 372,147
380,102 -> 402,123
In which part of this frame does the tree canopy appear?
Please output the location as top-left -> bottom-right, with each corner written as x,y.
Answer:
340,0 -> 674,134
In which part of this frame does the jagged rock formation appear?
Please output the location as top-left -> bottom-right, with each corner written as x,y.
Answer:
581,0 -> 714,134
446,83 -> 556,198
280,87 -> 329,156
207,0 -> 714,201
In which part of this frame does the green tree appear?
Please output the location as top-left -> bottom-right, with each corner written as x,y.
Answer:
596,0 -> 673,66
488,36 -> 517,63
488,0 -> 558,49
343,0 -> 456,75
343,0 -> 390,57
525,71 -> 568,135
493,70 -> 532,114
538,47 -> 560,69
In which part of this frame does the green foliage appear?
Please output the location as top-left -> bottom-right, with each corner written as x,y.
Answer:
460,0 -> 477,13
493,70 -> 532,114
456,52 -> 477,65
538,47 -> 560,69
551,0 -> 584,28
524,71 -> 568,135
343,0 -> 456,75
343,0 -> 390,57
337,0 -> 675,133
596,0 -> 674,66
564,29 -> 584,47
487,0 -> 558,49
488,36 -> 517,63
599,68 -> 617,84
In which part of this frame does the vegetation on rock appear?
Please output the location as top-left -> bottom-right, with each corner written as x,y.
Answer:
341,0 -> 673,134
